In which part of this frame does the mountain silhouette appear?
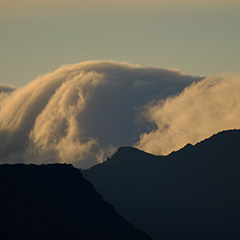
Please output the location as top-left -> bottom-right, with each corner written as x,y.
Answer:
83,129 -> 240,240
0,163 -> 152,240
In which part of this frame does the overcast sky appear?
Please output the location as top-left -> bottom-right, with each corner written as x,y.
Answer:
1,0 -> 240,86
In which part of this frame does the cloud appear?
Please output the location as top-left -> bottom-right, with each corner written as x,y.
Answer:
0,60 -> 199,168
135,73 -> 240,156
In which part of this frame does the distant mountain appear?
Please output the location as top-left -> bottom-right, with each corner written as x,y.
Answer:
83,129 -> 240,240
0,164 -> 152,240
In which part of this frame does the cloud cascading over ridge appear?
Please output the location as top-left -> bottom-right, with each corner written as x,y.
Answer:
135,73 -> 240,155
0,60 -> 199,168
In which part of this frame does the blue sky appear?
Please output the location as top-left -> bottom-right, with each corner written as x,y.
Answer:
1,0 -> 240,86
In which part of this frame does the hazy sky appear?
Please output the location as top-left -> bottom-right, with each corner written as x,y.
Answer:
1,0 -> 240,86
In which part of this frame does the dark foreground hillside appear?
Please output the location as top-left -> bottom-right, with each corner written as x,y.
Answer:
0,164 -> 152,240
83,129 -> 240,240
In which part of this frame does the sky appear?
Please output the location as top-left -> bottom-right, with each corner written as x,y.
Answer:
1,0 -> 240,86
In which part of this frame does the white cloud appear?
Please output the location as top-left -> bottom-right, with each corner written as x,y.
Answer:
135,73 -> 240,156
0,60 -> 199,168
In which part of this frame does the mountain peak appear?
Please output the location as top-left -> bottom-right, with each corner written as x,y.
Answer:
104,146 -> 157,166
116,146 -> 151,156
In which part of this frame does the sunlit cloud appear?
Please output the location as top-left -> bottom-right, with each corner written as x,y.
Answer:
135,73 -> 240,156
0,60 -> 198,168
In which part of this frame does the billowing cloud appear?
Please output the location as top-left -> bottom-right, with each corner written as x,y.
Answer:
135,73 -> 240,156
0,60 -> 199,168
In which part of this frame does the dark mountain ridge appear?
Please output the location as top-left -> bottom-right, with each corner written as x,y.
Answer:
0,163 -> 152,240
83,129 -> 240,240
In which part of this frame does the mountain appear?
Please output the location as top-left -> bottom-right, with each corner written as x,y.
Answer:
0,164 -> 152,240
83,129 -> 240,240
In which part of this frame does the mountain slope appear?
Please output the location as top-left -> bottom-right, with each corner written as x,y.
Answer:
0,163 -> 152,240
83,129 -> 240,240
